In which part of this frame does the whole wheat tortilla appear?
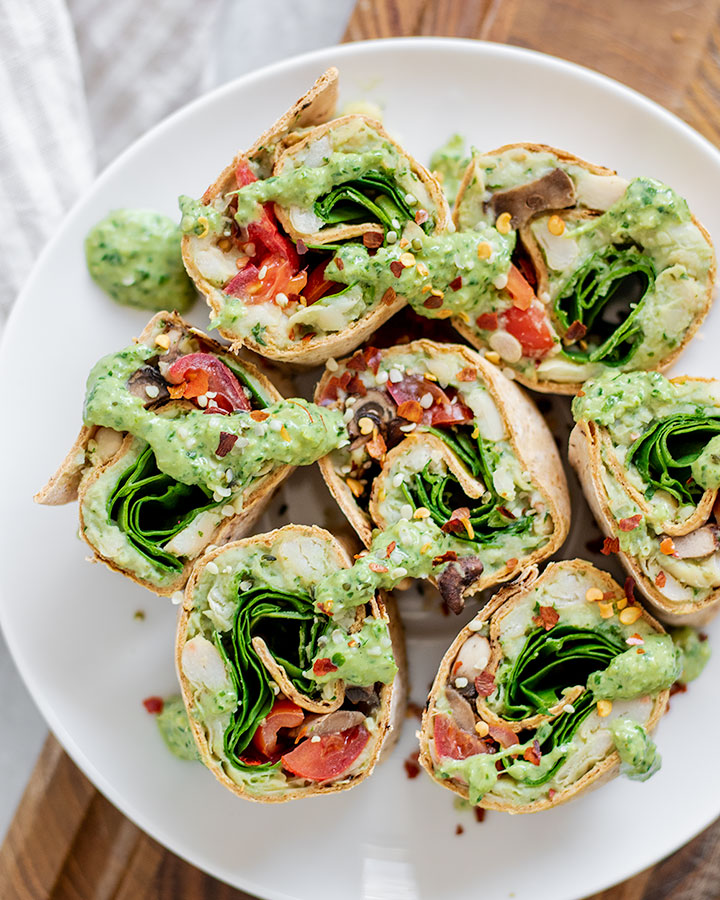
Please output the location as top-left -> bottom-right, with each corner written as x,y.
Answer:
418,559 -> 669,813
451,143 -> 717,396
316,339 -> 570,601
34,311 -> 292,597
177,524 -> 406,802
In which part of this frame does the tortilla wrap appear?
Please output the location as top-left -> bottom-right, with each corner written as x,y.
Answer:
177,525 -> 406,802
419,560 -> 672,813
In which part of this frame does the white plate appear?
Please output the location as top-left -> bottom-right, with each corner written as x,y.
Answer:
1,37 -> 719,900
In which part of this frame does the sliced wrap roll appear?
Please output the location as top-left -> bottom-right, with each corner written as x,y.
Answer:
35,312 -> 346,595
181,69 -> 450,365
177,525 -> 405,801
447,143 -> 715,394
419,560 -> 678,813
315,340 -> 569,611
570,371 -> 720,622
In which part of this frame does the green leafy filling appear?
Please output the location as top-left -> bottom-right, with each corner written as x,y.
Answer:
314,170 -> 425,234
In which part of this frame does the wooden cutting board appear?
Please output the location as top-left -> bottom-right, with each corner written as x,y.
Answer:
3,1 -> 720,897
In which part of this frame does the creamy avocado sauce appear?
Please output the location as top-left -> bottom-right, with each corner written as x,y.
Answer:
178,195 -> 228,236
83,343 -> 347,495
671,626 -> 711,682
588,634 -> 680,700
430,134 -> 469,207
310,617 -> 396,686
86,210 -> 196,312
157,696 -> 200,760
609,718 -> 660,781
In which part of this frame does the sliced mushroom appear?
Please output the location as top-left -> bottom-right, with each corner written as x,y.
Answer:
299,709 -> 366,738
453,634 -> 491,683
444,686 -> 476,732
345,685 -> 380,715
347,389 -> 397,441
667,526 -> 719,559
437,556 -> 485,614
126,365 -> 169,406
488,168 -> 576,228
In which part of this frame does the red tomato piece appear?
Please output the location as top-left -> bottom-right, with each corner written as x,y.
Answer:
504,264 -> 536,311
226,255 -> 306,307
281,724 -> 370,782
386,375 -> 473,426
501,303 -> 555,358
251,699 -> 305,757
302,259 -> 339,305
166,353 -> 251,412
433,714 -> 489,760
235,159 -> 299,267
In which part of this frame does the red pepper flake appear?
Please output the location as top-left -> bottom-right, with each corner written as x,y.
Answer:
619,514 -> 642,531
346,374 -> 367,397
379,286 -> 397,306
366,430 -> 387,462
215,431 -> 238,457
312,658 -> 338,676
167,383 -> 187,400
364,346 -> 383,374
441,507 -> 471,535
368,561 -> 389,574
457,367 -> 477,382
363,231 -> 384,249
390,260 -> 404,278
601,536 -> 620,556
523,739 -> 542,766
404,751 -> 421,779
474,671 -> 496,697
488,724 -> 519,748
455,824 -> 465,836
497,506 -> 516,520
423,295 -> 444,309
449,275 -> 463,291
296,239 -> 308,255
250,410 -> 269,422
385,541 -> 397,558
624,576 -> 637,604
576,390 -> 585,397
636,648 -> 646,654
143,696 -> 164,714
563,319 -> 588,344
474,808 -> 486,823
302,333 -> 315,342
655,571 -> 667,588
506,557 -> 519,570
433,550 -> 458,565
476,312 -> 498,331
533,606 -> 559,631
397,399 -> 423,422
415,209 -> 429,225
347,351 -> 368,371
548,788 -> 557,801
670,681 -> 688,697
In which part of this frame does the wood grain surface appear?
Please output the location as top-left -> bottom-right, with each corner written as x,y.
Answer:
3,1 -> 720,898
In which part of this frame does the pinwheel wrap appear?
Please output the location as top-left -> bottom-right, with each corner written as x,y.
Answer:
419,561 -> 676,813
316,340 -> 569,610
450,143 -> 715,394
177,526 -> 405,802
570,371 -> 720,623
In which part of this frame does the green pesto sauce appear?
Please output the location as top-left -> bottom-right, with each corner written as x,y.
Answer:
429,134 -> 469,207
178,195 -> 227,236
83,343 -> 347,495
588,635 -> 680,700
671,626 -> 712,683
437,734 -> 541,805
310,617 -> 397,686
692,435 -> 720,490
157,696 -> 200,761
609,718 -> 660,781
85,210 -> 195,312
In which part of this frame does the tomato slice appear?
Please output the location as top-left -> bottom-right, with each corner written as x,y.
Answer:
303,259 -> 339,305
501,303 -> 555,359
504,264 -> 535,311
281,724 -> 370,781
433,714 -> 489,760
225,254 -> 307,306
166,352 -> 251,412
251,699 -> 305,757
235,159 -> 299,268
386,375 -> 473,426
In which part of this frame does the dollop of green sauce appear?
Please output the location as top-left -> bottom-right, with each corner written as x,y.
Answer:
588,634 -> 681,700
310,617 -> 397,686
691,435 -> 720,491
429,134 -> 469,207
609,718 -> 660,781
157,696 -> 200,761
85,209 -> 195,312
671,626 -> 712,683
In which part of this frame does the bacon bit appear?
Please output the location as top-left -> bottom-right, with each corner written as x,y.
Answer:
474,808 -> 486,823
523,740 -> 542,766
626,633 -> 645,646
366,429 -> 387,461
488,724 -> 519,748
215,432 -> 238,457
415,209 -> 429,225
423,295 -> 444,309
655,571 -> 667,588
474,671 -> 496,697
385,541 -> 397,558
449,276 -> 463,291
534,606 -> 559,631
313,658 -> 338,676
363,231 -> 383,249
476,312 -> 499,331
397,399 -> 423,422
624,576 -> 637,604
433,550 -> 458,565
250,410 -> 269,422
382,286 -> 397,305
369,562 -> 389,574
619,514 -> 642,531
601,536 -> 620,556
143,696 -> 164,714
335,257 -> 344,270
404,751 -> 421,780
279,425 -> 291,442
457,367 -> 477,382
660,537 -> 676,555
506,557 -> 519,570
563,320 -> 588,344
497,506 -> 516,520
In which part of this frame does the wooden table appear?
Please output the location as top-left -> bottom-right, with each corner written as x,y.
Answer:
3,1 -> 720,897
